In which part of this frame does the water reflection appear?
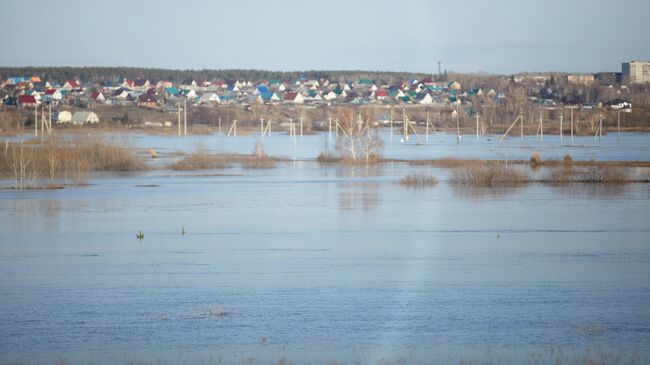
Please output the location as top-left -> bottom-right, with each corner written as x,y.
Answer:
450,185 -> 528,200
338,182 -> 380,211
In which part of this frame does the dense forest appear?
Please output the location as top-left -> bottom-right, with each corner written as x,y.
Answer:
0,67 -> 435,84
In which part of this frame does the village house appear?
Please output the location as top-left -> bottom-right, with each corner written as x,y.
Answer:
90,91 -> 106,103
199,92 -> 220,104
62,79 -> 81,90
138,94 -> 158,108
283,92 -> 304,104
71,111 -> 99,125
55,110 -> 72,124
18,94 -> 38,108
44,89 -> 63,104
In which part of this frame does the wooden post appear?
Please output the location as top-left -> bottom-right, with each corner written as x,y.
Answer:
388,109 -> 392,142
260,117 -> 264,136
425,111 -> 429,142
520,113 -> 524,139
300,115 -> 303,136
559,115 -> 563,141
183,99 -> 187,135
218,116 -> 222,135
34,104 -> 38,137
48,103 -> 52,134
41,106 -> 44,141
476,114 -> 479,140
455,105 -> 460,143
617,110 -> 621,141
499,115 -> 522,142
328,115 -> 332,139
539,109 -> 544,142
568,106 -> 575,144
177,103 -> 181,136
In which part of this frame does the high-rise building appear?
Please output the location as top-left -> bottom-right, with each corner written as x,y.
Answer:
622,61 -> 650,84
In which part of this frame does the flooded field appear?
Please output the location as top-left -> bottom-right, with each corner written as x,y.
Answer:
1,132 -> 650,364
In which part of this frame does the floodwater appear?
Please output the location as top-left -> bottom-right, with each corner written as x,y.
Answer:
127,130 -> 650,162
1,133 -> 650,364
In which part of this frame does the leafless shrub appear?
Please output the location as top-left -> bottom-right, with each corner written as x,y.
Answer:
451,165 -> 529,187
399,173 -> 438,187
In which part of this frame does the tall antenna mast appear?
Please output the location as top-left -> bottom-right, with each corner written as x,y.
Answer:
437,61 -> 442,79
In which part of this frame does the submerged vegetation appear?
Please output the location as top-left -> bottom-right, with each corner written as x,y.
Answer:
451,165 -> 529,187
2,134 -> 649,190
399,173 -> 439,187
549,166 -> 630,184
408,157 -> 486,168
167,141 -> 276,171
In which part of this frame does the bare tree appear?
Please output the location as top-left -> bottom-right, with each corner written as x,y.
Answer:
335,108 -> 383,163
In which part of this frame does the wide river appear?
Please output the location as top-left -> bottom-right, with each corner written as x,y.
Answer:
1,131 -> 649,364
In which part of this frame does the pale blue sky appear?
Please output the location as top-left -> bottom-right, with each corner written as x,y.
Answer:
2,0 -> 649,74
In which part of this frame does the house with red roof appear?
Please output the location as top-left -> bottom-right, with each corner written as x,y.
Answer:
18,94 -> 38,108
44,89 -> 63,103
374,90 -> 388,101
283,92 -> 304,104
90,91 -> 106,103
62,79 -> 80,90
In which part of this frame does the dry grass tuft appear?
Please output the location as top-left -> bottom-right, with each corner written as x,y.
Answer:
451,165 -> 529,187
530,152 -> 542,168
241,141 -> 276,169
168,147 -> 231,171
549,167 -> 629,184
399,173 -> 438,187
317,151 -> 341,163
563,154 -> 573,167
409,158 -> 486,168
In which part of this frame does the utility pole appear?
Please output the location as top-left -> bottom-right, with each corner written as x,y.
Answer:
218,116 -> 222,135
617,110 -> 621,141
566,106 -> 578,144
455,104 -> 460,143
559,115 -> 563,141
34,104 -> 38,137
177,102 -> 181,136
48,103 -> 52,134
183,99 -> 187,135
476,114 -> 480,140
328,115 -> 332,139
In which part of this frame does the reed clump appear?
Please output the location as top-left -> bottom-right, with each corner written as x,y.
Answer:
1,136 -> 145,189
451,165 -> 529,187
409,157 -> 485,168
399,173 -> 438,187
168,149 -> 231,171
241,141 -> 276,169
316,151 -> 341,163
168,142 -> 277,171
549,166 -> 629,184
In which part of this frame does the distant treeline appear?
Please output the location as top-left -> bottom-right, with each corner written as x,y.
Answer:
0,67 -> 434,84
